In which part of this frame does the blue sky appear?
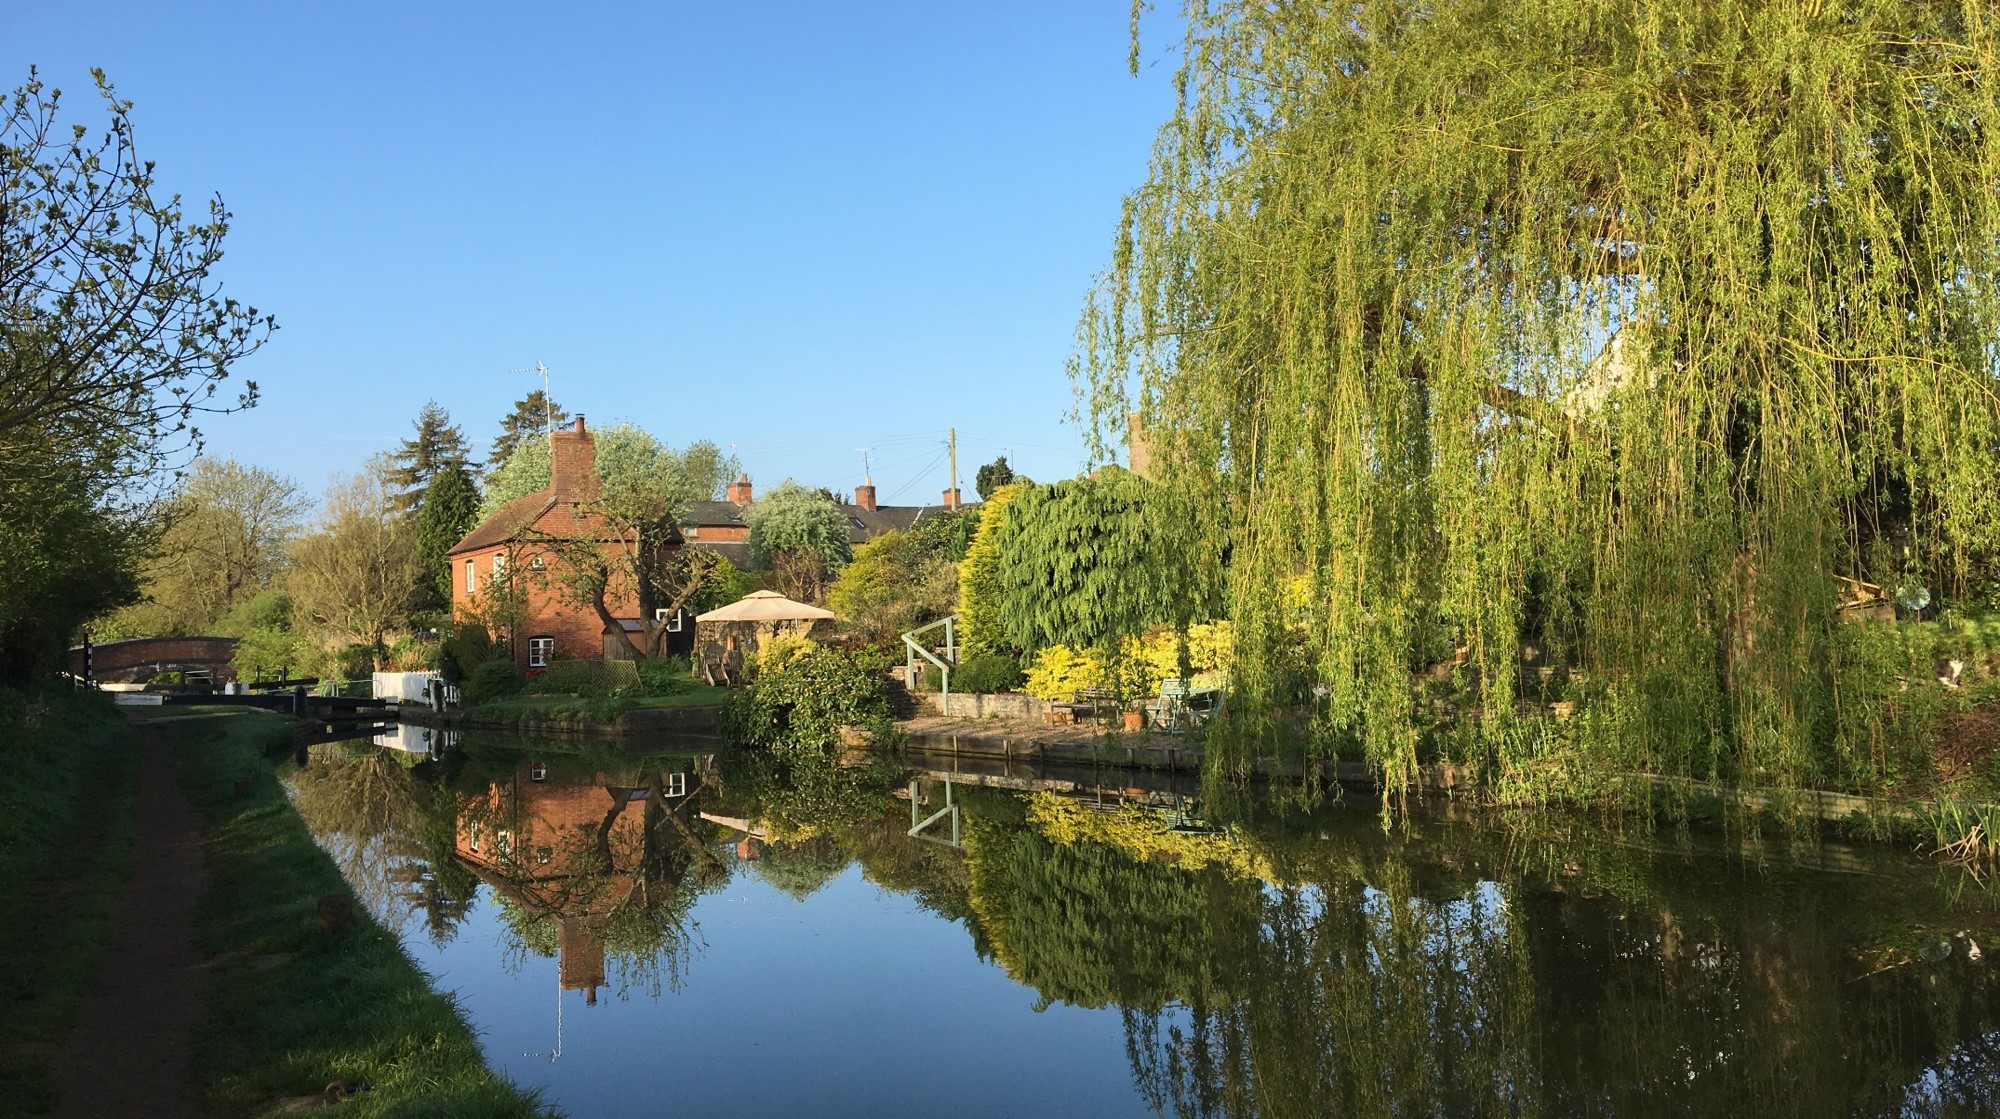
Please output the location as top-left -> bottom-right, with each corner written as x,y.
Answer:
12,1 -> 1180,504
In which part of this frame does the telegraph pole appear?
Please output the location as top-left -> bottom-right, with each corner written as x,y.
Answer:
948,427 -> 958,508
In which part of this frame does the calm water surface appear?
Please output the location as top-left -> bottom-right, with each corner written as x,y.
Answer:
290,728 -> 2000,1118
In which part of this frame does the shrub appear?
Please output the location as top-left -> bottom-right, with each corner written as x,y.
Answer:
231,626 -> 313,683
334,643 -> 377,681
440,623 -> 498,673
635,657 -> 691,696
523,659 -> 640,695
953,654 -> 1024,694
754,634 -> 816,677
384,633 -> 437,672
721,645 -> 894,749
463,659 -> 521,703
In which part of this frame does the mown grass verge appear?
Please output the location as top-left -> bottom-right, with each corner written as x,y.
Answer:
462,686 -> 728,725
163,712 -> 548,1118
0,688 -> 141,1117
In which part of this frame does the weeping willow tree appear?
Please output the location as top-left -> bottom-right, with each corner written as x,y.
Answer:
1077,1 -> 2000,792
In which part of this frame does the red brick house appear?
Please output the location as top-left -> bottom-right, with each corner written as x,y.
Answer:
449,416 -> 650,671
683,474 -> 965,568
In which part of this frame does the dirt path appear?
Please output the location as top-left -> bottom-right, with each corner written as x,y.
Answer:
51,723 -> 208,1119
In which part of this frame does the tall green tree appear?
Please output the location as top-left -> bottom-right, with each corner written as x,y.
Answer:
1,69 -> 274,490
1075,0 -> 2000,789
287,460 -> 421,655
988,469 -> 1206,654
956,484 -> 1021,659
745,481 -> 852,603
414,459 -> 479,610
109,458 -> 307,637
387,400 -> 473,514
2,70 -> 273,677
975,456 -> 1019,501
487,390 -> 567,468
681,440 -> 741,502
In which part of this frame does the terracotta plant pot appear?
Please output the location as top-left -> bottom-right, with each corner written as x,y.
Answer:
1122,710 -> 1145,733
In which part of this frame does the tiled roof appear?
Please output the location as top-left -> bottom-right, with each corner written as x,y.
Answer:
684,496 -> 969,547
449,492 -> 558,555
686,499 -> 746,527
689,540 -> 753,568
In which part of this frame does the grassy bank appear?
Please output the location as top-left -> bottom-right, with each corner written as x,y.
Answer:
461,686 -> 727,725
162,712 -> 547,1118
0,688 -> 141,1116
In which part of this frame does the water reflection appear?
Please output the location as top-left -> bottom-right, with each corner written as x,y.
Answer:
288,734 -> 2000,1118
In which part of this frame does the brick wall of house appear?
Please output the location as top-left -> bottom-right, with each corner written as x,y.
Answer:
451,539 -> 643,671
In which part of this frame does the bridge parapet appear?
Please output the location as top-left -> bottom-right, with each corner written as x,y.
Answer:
70,636 -> 240,683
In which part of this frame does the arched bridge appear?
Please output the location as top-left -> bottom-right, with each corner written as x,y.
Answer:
70,636 -> 238,683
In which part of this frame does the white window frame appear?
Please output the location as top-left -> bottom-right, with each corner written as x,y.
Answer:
528,636 -> 555,668
493,552 -> 507,578
464,558 -> 476,595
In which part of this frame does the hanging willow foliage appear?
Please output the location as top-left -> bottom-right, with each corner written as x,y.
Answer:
1075,1 -> 2000,792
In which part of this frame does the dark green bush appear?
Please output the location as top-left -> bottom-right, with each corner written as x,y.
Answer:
334,643 -> 376,681
636,657 -> 690,696
522,659 -> 639,695
439,624 -> 497,679
721,646 -> 894,749
463,659 -> 521,703
953,654 -> 1024,694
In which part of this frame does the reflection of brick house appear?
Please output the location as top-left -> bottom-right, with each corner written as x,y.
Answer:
454,758 -> 698,1004
449,417 -> 650,671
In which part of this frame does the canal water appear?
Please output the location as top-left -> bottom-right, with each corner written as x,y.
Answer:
290,727 -> 2000,1118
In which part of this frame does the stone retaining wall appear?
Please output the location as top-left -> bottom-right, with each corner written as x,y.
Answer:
916,691 -> 1047,720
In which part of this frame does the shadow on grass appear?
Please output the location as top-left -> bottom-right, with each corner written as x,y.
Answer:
163,712 -> 551,1118
0,690 -> 141,1118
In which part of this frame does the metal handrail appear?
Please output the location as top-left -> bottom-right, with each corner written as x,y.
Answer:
900,614 -> 959,713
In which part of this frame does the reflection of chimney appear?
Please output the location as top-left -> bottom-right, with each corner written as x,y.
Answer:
854,478 -> 877,511
559,918 -> 606,1003
726,473 -> 753,505
942,487 -> 961,510
735,838 -> 760,861
1128,410 -> 1153,480
551,415 -> 596,497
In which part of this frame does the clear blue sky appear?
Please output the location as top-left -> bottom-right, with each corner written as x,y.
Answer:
12,1 -> 1181,504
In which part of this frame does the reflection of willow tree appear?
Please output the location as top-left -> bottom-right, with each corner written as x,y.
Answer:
719,744 -> 971,915
735,743 -> 900,841
472,767 -> 729,1000
750,835 -> 850,901
287,751 -> 469,940
965,821 -> 1261,1011
967,800 -> 2000,1118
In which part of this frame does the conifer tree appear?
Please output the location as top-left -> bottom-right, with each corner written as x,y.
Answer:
387,401 -> 473,515
414,459 -> 479,610
488,391 -> 567,467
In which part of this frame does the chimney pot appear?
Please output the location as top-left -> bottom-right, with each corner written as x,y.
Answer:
572,415 -> 586,435
726,473 -> 754,505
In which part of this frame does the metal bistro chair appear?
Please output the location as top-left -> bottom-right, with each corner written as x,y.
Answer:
1149,678 -> 1223,733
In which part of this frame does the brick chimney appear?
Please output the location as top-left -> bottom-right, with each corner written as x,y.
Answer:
549,415 -> 596,497
1128,410 -> 1153,480
726,473 -> 753,505
854,478 -> 877,511
942,487 -> 962,510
